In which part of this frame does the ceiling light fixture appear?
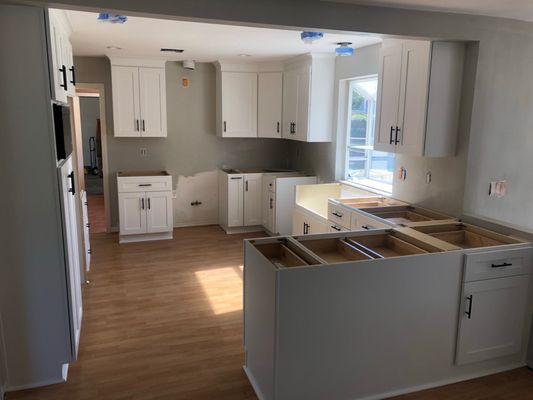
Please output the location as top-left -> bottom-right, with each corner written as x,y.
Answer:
301,31 -> 324,44
335,42 -> 354,57
106,45 -> 122,50
97,13 -> 127,24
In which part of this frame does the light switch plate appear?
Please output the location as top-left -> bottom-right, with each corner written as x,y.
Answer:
489,180 -> 507,197
140,148 -> 148,157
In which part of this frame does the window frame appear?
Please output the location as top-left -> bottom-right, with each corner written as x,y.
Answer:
343,75 -> 394,194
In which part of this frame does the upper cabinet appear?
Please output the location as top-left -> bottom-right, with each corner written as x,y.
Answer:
258,72 -> 283,138
282,54 -> 335,142
109,58 -> 167,137
48,9 -> 75,103
375,39 -> 465,157
217,71 -> 258,138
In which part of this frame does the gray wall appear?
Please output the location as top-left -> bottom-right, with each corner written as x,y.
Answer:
74,57 -> 290,228
0,4 -> 71,389
79,97 -> 100,166
42,0 -> 533,231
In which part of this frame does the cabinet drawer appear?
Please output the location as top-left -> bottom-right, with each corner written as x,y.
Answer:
463,248 -> 532,282
118,177 -> 172,193
351,211 -> 391,230
327,202 -> 350,229
328,223 -> 349,233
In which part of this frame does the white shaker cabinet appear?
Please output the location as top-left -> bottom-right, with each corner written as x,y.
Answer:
48,9 -> 75,103
217,71 -> 258,138
292,207 -> 329,235
110,58 -> 167,137
375,39 -> 465,157
258,72 -> 283,138
244,174 -> 263,226
117,173 -> 173,243
282,54 -> 335,142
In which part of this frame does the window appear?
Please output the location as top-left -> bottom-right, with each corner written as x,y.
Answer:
345,76 -> 395,193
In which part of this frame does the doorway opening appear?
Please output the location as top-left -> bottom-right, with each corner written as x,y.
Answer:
73,84 -> 110,234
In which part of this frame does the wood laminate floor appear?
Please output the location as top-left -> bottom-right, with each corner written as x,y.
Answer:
9,226 -> 533,400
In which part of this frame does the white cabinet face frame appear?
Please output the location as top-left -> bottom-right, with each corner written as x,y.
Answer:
243,174 -> 263,226
220,72 -> 258,138
294,66 -> 311,141
258,72 -> 283,138
227,175 -> 245,227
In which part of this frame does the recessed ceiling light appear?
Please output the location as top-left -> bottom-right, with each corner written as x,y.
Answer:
239,54 -> 251,57
106,45 -> 122,50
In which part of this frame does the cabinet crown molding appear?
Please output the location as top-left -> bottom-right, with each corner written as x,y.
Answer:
108,57 -> 166,68
214,61 -> 283,73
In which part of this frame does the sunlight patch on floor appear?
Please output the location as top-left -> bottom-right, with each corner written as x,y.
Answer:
194,266 -> 243,315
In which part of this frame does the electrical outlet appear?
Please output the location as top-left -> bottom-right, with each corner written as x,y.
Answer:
425,171 -> 432,184
397,166 -> 407,181
140,148 -> 148,157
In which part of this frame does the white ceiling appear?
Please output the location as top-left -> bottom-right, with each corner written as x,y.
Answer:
330,0 -> 533,22
65,10 -> 382,62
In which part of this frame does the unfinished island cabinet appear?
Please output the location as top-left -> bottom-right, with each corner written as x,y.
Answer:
375,39 -> 465,157
110,58 -> 167,137
117,172 -> 173,243
243,226 -> 532,400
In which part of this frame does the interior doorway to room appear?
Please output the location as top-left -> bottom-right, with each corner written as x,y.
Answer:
73,84 -> 110,234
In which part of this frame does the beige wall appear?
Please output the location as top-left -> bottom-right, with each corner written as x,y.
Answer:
74,57 -> 290,228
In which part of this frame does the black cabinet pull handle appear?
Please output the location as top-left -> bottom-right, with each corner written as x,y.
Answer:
277,122 -> 280,133
465,295 -> 473,319
69,66 -> 76,85
269,198 -> 273,209
147,198 -> 151,210
245,181 -> 249,191
331,225 -> 341,231
223,121 -> 227,132
141,198 -> 145,210
230,176 -> 242,180
138,183 -> 152,187
491,262 -> 512,268
332,212 -> 343,218
293,122 -> 296,134
361,225 -> 370,230
136,119 -> 140,131
59,65 -> 68,90
67,171 -> 75,195
389,126 -> 394,144
394,126 -> 401,144
142,120 -> 145,132
85,223 -> 90,228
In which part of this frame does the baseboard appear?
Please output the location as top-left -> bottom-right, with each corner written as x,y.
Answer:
119,231 -> 172,244
243,366 -> 266,400
353,362 -> 526,400
243,362 -> 526,400
222,225 -> 264,235
173,220 -> 217,228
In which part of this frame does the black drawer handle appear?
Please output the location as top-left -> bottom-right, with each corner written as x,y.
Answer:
138,184 -> 152,187
331,225 -> 341,231
361,225 -> 370,230
491,262 -> 512,268
465,295 -> 473,319
332,212 -> 343,218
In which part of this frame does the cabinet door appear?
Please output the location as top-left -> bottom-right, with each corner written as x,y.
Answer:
262,190 -> 276,233
294,66 -> 311,141
375,41 -> 402,153
292,209 -> 306,235
112,66 -> 141,137
227,175 -> 244,227
397,40 -> 431,156
258,72 -> 283,138
308,214 -> 329,234
282,70 -> 298,139
118,192 -> 147,235
456,275 -> 530,365
139,67 -> 167,137
244,174 -> 263,226
221,72 -> 257,137
64,40 -> 75,97
49,15 -> 68,103
146,191 -> 173,233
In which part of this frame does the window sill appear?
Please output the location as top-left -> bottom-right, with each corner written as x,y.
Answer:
340,179 -> 393,197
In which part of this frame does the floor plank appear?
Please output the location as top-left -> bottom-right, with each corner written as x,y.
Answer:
8,226 -> 533,400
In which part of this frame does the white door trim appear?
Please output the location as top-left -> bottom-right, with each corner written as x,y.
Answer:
76,83 -> 111,233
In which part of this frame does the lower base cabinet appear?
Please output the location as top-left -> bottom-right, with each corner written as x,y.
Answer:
117,173 -> 173,243
292,207 -> 328,235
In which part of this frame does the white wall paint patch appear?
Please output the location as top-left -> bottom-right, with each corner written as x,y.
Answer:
174,170 -> 219,227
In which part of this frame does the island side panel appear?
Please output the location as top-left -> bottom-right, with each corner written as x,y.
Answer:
274,251 -> 527,400
243,240 -> 278,400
